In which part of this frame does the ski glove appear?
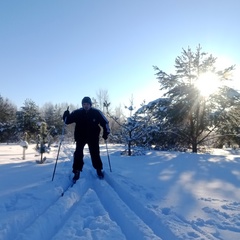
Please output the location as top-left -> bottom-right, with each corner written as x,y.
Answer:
63,110 -> 70,121
102,132 -> 109,140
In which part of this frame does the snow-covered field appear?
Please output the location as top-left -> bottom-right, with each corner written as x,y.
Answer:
1,142 -> 240,240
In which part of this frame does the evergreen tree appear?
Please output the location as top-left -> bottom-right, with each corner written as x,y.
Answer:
16,99 -> 42,141
37,122 -> 48,163
40,103 -> 61,139
154,45 -> 240,152
106,97 -> 145,155
135,98 -> 171,148
0,95 -> 17,142
213,102 -> 240,148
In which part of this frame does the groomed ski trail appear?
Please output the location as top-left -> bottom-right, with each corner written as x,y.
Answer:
15,163 -> 163,240
53,166 -> 163,240
4,145 -> 225,240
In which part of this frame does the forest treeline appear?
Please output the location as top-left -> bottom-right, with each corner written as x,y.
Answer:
1,45 -> 240,154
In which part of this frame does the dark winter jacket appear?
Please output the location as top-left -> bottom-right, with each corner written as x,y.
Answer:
64,107 -> 110,141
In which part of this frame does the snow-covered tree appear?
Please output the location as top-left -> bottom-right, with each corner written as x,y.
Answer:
0,95 -> 17,142
37,122 -> 48,163
40,103 -> 62,140
212,102 -> 240,148
106,97 -> 150,155
135,98 -> 170,148
16,99 -> 42,141
154,45 -> 240,152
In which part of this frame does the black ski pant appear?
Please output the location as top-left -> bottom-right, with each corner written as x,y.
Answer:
72,138 -> 103,172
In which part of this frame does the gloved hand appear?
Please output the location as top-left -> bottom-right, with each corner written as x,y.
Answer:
102,132 -> 109,140
63,110 -> 70,121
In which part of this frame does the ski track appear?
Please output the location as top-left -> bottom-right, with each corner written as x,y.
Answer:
11,165 -> 219,240
7,146 -> 164,240
88,170 -> 162,240
15,180 -> 86,240
13,166 -> 163,240
0,169 -> 73,240
101,172 -> 217,240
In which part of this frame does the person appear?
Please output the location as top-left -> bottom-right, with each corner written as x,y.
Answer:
62,96 -> 110,180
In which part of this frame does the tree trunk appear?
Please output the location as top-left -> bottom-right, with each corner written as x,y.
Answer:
192,141 -> 198,153
128,141 -> 131,156
128,131 -> 132,156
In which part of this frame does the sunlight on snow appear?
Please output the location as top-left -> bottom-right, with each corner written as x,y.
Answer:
1,144 -> 240,239
158,169 -> 176,181
232,170 -> 240,180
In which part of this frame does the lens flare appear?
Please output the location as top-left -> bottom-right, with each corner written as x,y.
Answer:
195,72 -> 221,97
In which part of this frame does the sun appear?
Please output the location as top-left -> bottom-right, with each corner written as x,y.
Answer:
195,72 -> 221,97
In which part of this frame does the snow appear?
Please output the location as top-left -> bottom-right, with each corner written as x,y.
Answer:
1,143 -> 240,240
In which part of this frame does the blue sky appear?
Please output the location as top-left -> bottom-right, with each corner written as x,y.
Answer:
1,0 -> 240,110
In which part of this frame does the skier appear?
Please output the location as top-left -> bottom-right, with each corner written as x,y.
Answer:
63,96 -> 110,181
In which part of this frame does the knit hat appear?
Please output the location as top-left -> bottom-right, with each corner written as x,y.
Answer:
82,96 -> 92,106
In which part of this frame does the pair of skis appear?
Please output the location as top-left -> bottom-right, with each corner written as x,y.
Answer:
61,172 -> 104,197
61,178 -> 76,196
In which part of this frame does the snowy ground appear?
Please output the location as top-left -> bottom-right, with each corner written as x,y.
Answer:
0,143 -> 240,240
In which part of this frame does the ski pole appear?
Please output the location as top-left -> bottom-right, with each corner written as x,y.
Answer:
105,140 -> 112,172
52,107 -> 68,181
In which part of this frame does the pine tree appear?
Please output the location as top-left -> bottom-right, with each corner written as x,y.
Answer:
154,45 -> 239,152
17,99 -> 42,141
0,95 -> 17,142
38,122 -> 48,163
